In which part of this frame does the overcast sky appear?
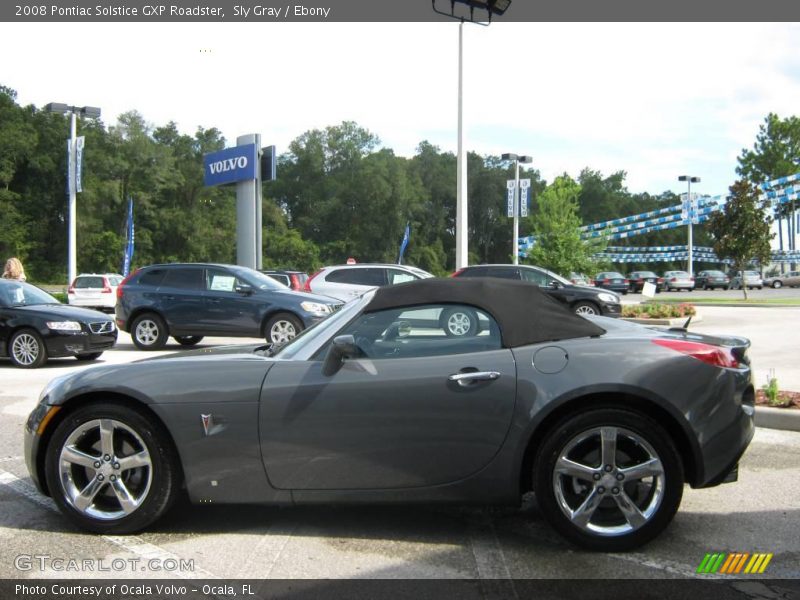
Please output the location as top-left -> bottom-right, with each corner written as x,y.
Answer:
2,22 -> 799,200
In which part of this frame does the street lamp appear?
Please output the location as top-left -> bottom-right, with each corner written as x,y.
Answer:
432,0 -> 512,270
45,103 -> 102,285
678,175 -> 701,277
502,153 -> 532,265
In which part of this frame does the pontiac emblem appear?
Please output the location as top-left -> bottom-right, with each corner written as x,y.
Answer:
201,414 -> 212,436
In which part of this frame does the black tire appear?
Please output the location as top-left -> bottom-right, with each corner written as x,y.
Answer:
131,313 -> 168,351
8,328 -> 48,368
264,312 -> 303,345
440,307 -> 480,337
572,301 -> 600,316
173,335 -> 204,346
772,281 -> 782,289
533,408 -> 684,552
44,402 -> 181,534
75,352 -> 103,361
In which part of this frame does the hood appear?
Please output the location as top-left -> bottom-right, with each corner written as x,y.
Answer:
13,303 -> 113,321
264,288 -> 341,305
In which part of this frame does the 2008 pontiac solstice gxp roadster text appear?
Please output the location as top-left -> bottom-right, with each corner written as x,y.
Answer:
24,278 -> 754,551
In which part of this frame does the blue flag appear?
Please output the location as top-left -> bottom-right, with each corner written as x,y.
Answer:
397,222 -> 410,265
121,197 -> 135,276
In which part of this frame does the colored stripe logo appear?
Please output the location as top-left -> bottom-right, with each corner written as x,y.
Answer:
697,552 -> 773,574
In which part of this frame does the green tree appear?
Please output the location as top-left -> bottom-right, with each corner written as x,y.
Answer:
707,180 -> 774,299
525,175 -> 603,276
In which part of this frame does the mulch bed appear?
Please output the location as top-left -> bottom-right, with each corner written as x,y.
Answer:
755,389 -> 800,409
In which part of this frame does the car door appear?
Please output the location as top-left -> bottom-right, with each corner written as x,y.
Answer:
156,267 -> 205,334
259,303 -> 517,490
201,266 -> 263,335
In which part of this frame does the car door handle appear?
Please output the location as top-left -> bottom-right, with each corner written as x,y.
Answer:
448,371 -> 501,384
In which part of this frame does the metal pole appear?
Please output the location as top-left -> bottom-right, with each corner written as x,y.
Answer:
512,159 -> 520,265
455,20 -> 468,270
235,134 -> 258,269
68,111 -> 77,285
687,179 -> 693,277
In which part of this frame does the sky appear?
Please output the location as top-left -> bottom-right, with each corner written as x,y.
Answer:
2,22 -> 800,201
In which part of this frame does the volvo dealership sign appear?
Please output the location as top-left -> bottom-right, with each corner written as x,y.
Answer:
204,143 -> 257,187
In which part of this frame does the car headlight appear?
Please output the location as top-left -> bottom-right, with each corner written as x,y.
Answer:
46,321 -> 82,331
597,292 -> 619,304
300,301 -> 331,315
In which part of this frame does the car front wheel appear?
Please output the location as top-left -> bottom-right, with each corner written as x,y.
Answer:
265,313 -> 303,345
572,301 -> 600,316
440,307 -> 479,337
9,329 -> 48,368
173,335 -> 204,346
534,408 -> 683,551
772,281 -> 782,289
44,402 -> 181,534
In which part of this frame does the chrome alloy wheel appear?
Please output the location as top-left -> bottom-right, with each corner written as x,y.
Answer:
446,312 -> 472,336
269,319 -> 297,344
134,319 -> 160,347
58,419 -> 152,520
553,426 -> 665,537
11,332 -> 40,366
574,305 -> 598,316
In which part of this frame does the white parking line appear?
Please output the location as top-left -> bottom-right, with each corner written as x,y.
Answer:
0,470 -> 219,580
235,522 -> 298,578
468,518 -> 518,600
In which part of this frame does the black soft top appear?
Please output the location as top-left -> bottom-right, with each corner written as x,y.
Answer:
364,277 -> 605,348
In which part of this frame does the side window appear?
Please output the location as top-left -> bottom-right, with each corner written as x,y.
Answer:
161,268 -> 203,290
266,274 -> 290,286
327,268 -> 386,286
485,267 -> 519,280
137,269 -> 166,287
520,268 -> 548,285
386,269 -> 417,284
205,268 -> 241,292
326,304 -> 501,360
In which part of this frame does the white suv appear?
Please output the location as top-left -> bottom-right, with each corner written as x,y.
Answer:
67,273 -> 124,311
305,264 -> 434,301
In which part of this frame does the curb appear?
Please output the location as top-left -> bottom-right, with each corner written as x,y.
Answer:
755,406 -> 800,432
621,314 -> 703,326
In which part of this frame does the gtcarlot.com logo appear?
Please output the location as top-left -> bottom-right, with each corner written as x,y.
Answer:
697,552 -> 773,575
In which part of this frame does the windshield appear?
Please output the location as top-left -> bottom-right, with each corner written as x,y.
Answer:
0,281 -> 59,307
230,266 -> 288,290
275,292 -> 373,360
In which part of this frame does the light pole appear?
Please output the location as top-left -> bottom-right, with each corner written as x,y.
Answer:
432,0 -> 512,270
502,153 -> 532,265
678,175 -> 700,277
45,103 -> 102,285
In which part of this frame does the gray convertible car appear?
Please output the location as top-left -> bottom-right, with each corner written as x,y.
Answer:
24,278 -> 755,551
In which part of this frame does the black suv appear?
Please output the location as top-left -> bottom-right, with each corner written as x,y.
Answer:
452,264 -> 622,317
116,263 -> 342,350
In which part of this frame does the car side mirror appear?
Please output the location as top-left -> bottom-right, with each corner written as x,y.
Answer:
322,334 -> 360,377
550,280 -> 562,289
235,283 -> 254,295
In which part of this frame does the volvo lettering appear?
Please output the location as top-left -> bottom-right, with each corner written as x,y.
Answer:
208,156 -> 248,175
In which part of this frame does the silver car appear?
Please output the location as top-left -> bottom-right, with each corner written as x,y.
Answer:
663,270 -> 695,292
305,263 -> 434,301
730,271 -> 763,290
764,270 -> 800,289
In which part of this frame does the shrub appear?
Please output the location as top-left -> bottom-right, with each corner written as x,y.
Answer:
622,303 -> 696,319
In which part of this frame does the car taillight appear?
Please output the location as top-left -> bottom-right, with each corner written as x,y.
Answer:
304,269 -> 323,292
68,282 -> 76,294
652,338 -> 739,369
602,278 -> 610,284
116,271 -> 136,299
101,277 -> 112,293
657,278 -> 664,283
289,274 -> 301,290
670,277 -> 677,282
624,279 -> 629,284
636,278 -> 643,283
451,268 -> 465,278
690,277 -> 695,282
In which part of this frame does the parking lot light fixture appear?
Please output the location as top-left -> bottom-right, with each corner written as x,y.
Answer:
504,154 -> 533,265
678,175 -> 701,277
45,102 -> 102,285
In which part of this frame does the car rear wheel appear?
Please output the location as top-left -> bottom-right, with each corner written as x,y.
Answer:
440,307 -> 479,337
534,408 -> 683,551
44,402 -> 181,534
265,313 -> 303,345
772,281 -> 782,289
75,352 -> 103,361
9,329 -> 48,369
572,301 -> 600,316
131,313 -> 168,351
173,335 -> 204,346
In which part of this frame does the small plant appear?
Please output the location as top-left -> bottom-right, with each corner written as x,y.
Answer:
621,303 -> 696,319
763,369 -> 783,407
